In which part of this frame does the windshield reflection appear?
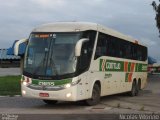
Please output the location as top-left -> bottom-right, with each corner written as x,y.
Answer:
24,33 -> 81,77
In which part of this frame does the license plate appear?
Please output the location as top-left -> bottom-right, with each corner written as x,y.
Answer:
39,93 -> 49,97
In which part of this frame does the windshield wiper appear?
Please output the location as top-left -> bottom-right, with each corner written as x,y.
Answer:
33,36 -> 59,78
49,57 -> 59,76
48,39 -> 59,77
33,50 -> 48,75
45,36 -> 59,77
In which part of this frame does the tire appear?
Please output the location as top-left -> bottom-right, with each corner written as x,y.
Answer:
85,84 -> 100,106
129,81 -> 139,96
138,80 -> 141,91
43,100 -> 58,105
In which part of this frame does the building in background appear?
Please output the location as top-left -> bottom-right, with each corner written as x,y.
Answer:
148,63 -> 160,74
0,39 -> 27,68
0,48 -> 20,68
6,39 -> 27,73
148,56 -> 160,74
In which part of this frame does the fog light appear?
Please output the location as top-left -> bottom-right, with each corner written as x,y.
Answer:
22,90 -> 26,95
66,93 -> 72,98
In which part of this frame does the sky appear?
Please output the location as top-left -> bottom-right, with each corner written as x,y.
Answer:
0,0 -> 159,60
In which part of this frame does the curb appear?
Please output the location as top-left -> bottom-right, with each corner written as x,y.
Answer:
0,95 -> 21,97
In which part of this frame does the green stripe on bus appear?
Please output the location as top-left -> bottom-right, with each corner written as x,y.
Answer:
100,59 -> 124,72
128,62 -> 131,72
99,59 -> 103,71
125,73 -> 129,82
32,79 -> 72,86
99,59 -> 147,72
135,63 -> 139,72
137,64 -> 148,72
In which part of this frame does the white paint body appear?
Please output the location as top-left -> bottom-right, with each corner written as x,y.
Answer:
21,22 -> 148,101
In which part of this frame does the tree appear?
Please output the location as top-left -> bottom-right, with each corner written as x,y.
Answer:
152,1 -> 160,36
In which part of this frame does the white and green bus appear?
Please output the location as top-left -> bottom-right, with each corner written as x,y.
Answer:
21,22 -> 148,105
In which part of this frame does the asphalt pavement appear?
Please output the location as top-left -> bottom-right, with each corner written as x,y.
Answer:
0,68 -> 20,76
0,72 -> 160,120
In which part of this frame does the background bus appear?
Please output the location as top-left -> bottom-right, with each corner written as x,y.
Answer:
20,22 -> 148,105
148,63 -> 160,74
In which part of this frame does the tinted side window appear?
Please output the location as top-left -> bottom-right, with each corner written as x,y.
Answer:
142,47 -> 147,61
77,30 -> 97,73
94,32 -> 147,61
94,33 -> 107,59
107,36 -> 117,57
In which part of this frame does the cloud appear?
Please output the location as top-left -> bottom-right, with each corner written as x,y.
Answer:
29,0 -> 66,8
0,0 -> 159,60
140,38 -> 157,46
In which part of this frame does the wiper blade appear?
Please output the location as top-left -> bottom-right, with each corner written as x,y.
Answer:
33,57 -> 46,75
47,36 -> 60,77
33,49 -> 48,75
49,57 -> 59,77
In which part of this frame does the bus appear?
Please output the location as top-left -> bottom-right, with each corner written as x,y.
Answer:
148,64 -> 160,74
20,22 -> 148,105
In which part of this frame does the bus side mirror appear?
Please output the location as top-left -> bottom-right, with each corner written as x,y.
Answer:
75,38 -> 89,57
14,38 -> 28,56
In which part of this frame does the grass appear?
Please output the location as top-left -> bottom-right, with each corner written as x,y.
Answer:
0,76 -> 21,96
140,106 -> 145,111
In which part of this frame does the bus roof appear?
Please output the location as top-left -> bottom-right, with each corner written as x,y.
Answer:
32,22 -> 145,46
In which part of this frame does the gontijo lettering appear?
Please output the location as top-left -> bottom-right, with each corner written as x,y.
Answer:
100,59 -> 147,72
100,59 -> 124,72
106,62 -> 121,70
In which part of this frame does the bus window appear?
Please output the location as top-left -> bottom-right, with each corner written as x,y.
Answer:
94,33 -> 107,59
77,30 -> 96,73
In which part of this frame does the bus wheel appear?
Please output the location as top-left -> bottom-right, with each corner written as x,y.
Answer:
43,100 -> 58,105
138,79 -> 141,91
129,80 -> 139,96
85,84 -> 100,106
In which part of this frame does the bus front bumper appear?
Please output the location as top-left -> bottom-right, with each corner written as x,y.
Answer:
21,84 -> 78,101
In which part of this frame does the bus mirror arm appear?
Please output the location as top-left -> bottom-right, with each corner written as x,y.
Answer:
75,38 -> 89,57
14,38 -> 28,56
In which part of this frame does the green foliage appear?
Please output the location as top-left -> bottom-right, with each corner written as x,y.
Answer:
0,76 -> 21,96
152,1 -> 160,36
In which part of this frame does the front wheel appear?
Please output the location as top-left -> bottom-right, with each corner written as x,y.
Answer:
129,81 -> 139,96
85,84 -> 100,106
43,100 -> 58,105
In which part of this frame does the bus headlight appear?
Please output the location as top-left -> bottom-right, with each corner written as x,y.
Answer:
64,83 -> 71,88
23,81 -> 28,86
63,79 -> 81,89
71,79 -> 81,86
22,80 -> 31,86
22,77 -> 31,86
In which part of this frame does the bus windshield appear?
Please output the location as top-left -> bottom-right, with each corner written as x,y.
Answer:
24,33 -> 81,77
